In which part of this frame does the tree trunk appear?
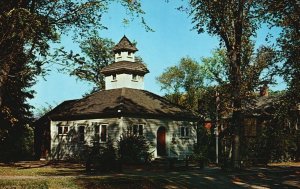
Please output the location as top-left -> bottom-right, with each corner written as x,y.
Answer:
232,105 -> 242,168
230,0 -> 244,169
229,50 -> 243,168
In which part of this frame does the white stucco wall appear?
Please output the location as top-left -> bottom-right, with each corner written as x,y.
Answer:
50,117 -> 196,160
105,73 -> 144,90
115,51 -> 135,62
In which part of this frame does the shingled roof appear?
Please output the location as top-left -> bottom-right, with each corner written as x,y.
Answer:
101,61 -> 149,75
113,35 -> 138,52
43,88 -> 197,121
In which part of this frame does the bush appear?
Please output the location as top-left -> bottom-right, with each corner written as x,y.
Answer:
0,125 -> 34,162
86,140 -> 119,173
118,133 -> 151,164
192,125 -> 211,168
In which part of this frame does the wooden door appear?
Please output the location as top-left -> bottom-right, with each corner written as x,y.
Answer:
157,126 -> 166,156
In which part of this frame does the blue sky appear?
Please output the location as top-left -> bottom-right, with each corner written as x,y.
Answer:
29,0 -> 284,114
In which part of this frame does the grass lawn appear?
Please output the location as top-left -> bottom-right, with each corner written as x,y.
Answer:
0,178 -> 78,189
0,162 -> 158,189
1,161 -> 299,189
0,177 -> 156,189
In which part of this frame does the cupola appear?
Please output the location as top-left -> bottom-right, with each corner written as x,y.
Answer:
113,35 -> 138,62
101,36 -> 149,90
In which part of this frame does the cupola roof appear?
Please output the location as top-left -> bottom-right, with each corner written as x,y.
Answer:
101,61 -> 149,75
112,35 -> 138,53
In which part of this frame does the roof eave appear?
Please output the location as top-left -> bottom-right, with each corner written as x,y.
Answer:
50,112 -> 199,122
101,69 -> 149,75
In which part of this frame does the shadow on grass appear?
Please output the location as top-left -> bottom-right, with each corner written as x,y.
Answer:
74,177 -> 158,189
11,160 -> 87,176
230,167 -> 300,189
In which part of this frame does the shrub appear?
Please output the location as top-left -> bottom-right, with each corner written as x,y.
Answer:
86,140 -> 119,173
0,125 -> 34,162
118,133 -> 151,164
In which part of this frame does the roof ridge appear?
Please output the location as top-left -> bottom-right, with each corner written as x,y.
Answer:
120,87 -> 126,104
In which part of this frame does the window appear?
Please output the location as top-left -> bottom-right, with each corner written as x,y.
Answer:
100,125 -> 107,142
180,126 -> 189,138
244,118 -> 256,137
132,74 -> 137,81
112,74 -> 117,81
93,123 -> 108,142
116,52 -> 121,59
130,124 -> 143,136
94,125 -> 99,140
78,125 -> 85,142
58,126 -> 69,135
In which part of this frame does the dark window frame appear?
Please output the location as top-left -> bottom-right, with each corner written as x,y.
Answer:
131,124 -> 144,136
112,74 -> 117,81
58,125 -> 69,136
180,126 -> 190,138
78,125 -> 85,142
93,123 -> 108,143
132,74 -> 137,81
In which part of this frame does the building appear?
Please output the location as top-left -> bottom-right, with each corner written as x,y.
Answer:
34,36 -> 198,160
219,86 -> 300,164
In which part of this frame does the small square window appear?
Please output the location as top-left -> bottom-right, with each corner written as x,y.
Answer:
131,124 -> 144,136
58,126 -> 69,135
132,74 -> 137,81
112,74 -> 117,81
180,126 -> 189,138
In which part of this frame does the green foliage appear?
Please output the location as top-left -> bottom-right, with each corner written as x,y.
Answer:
86,140 -> 119,173
157,57 -> 204,111
0,45 -> 35,162
187,0 -> 281,168
192,126 -> 210,163
261,0 -> 300,107
35,104 -> 54,119
0,125 -> 34,162
0,0 -> 148,161
266,100 -> 299,162
61,33 -> 115,92
243,120 -> 299,164
118,133 -> 151,164
201,49 -> 229,84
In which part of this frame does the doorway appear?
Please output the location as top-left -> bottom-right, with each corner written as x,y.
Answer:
157,126 -> 166,156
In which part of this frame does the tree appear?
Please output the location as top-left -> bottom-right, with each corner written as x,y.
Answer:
188,0 -> 276,168
0,0 -> 147,161
62,34 -> 115,93
157,57 -> 204,111
0,49 -> 35,161
260,1 -> 300,161
262,1 -> 300,107
0,0 -> 147,108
